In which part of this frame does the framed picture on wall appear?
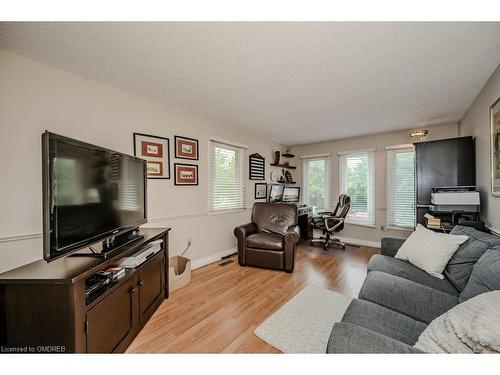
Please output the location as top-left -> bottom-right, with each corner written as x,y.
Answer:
175,136 -> 199,160
133,133 -> 170,179
254,183 -> 267,199
490,96 -> 500,196
174,163 -> 199,186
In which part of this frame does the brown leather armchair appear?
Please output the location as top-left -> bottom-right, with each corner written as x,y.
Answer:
234,202 -> 300,273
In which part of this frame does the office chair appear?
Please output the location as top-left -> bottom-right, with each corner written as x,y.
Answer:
310,194 -> 351,250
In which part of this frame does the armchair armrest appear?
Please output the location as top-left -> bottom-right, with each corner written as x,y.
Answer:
285,225 -> 301,243
234,222 -> 257,266
380,236 -> 407,257
234,222 -> 257,239
283,225 -> 300,273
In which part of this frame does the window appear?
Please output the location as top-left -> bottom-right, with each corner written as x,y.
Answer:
302,155 -> 330,211
209,139 -> 246,212
339,149 -> 376,226
386,145 -> 416,229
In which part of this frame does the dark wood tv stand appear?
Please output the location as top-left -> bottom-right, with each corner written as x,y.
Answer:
0,227 -> 170,353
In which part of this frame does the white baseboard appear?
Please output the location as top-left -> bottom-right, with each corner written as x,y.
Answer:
190,247 -> 238,270
337,236 -> 381,249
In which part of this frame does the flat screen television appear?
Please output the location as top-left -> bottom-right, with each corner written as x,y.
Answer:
42,132 -> 147,262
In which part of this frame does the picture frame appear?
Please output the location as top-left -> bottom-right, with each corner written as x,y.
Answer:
174,135 -> 199,160
249,153 -> 265,180
490,96 -> 500,196
254,183 -> 267,200
174,163 -> 199,186
133,133 -> 170,179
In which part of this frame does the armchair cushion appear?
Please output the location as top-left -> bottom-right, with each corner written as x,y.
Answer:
246,232 -> 283,251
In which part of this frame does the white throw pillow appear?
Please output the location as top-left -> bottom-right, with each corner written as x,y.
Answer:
395,224 -> 468,279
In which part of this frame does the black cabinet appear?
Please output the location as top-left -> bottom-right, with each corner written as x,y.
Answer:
415,137 -> 475,225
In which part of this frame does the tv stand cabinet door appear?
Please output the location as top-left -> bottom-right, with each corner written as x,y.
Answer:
85,275 -> 139,353
138,253 -> 165,326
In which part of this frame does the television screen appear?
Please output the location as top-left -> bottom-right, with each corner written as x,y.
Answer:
42,132 -> 147,261
282,186 -> 300,203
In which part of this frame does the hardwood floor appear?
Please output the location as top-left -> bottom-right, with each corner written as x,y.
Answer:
126,243 -> 379,353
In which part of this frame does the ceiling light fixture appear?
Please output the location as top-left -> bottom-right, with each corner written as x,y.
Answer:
410,129 -> 429,141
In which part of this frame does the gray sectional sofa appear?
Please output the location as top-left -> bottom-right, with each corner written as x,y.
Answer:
327,225 -> 500,353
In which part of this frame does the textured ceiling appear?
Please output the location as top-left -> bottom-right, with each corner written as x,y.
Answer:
1,22 -> 499,145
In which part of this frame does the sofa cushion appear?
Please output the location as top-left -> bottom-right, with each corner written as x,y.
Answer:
445,226 -> 500,292
368,254 -> 459,296
246,232 -> 283,251
358,271 -> 458,324
459,246 -> 500,302
341,299 -> 427,345
327,322 -> 423,353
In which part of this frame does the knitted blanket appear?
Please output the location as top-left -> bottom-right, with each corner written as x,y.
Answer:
414,290 -> 500,353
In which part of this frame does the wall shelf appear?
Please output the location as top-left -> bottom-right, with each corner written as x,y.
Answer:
270,163 -> 297,170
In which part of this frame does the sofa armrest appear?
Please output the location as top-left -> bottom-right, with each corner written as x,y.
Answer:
381,236 -> 407,257
327,322 -> 424,353
283,225 -> 300,272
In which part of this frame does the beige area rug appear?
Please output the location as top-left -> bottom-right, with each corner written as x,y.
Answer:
254,285 -> 352,353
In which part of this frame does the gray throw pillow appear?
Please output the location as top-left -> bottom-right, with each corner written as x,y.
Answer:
445,226 -> 500,291
459,246 -> 500,302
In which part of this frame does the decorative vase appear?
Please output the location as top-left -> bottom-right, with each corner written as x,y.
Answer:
274,151 -> 281,165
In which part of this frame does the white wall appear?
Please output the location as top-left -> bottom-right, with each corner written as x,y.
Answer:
291,123 -> 460,245
460,64 -> 500,233
0,50 -> 287,272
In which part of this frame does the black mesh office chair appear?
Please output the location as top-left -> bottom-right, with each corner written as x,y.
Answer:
310,194 -> 351,250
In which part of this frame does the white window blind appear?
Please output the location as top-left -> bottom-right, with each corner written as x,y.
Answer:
302,155 -> 330,211
209,140 -> 246,212
386,146 -> 416,229
339,149 -> 376,226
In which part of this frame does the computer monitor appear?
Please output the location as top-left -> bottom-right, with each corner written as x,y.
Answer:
268,184 -> 284,203
282,186 -> 300,203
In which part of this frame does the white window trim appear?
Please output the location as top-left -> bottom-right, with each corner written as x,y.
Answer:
386,145 -> 416,230
209,136 -> 248,149
302,155 -> 331,210
208,139 -> 246,213
337,148 -> 376,156
300,153 -> 331,159
339,149 -> 376,226
385,144 -> 413,151
346,222 -> 377,229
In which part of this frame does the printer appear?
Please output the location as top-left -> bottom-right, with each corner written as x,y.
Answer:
430,186 -> 480,213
